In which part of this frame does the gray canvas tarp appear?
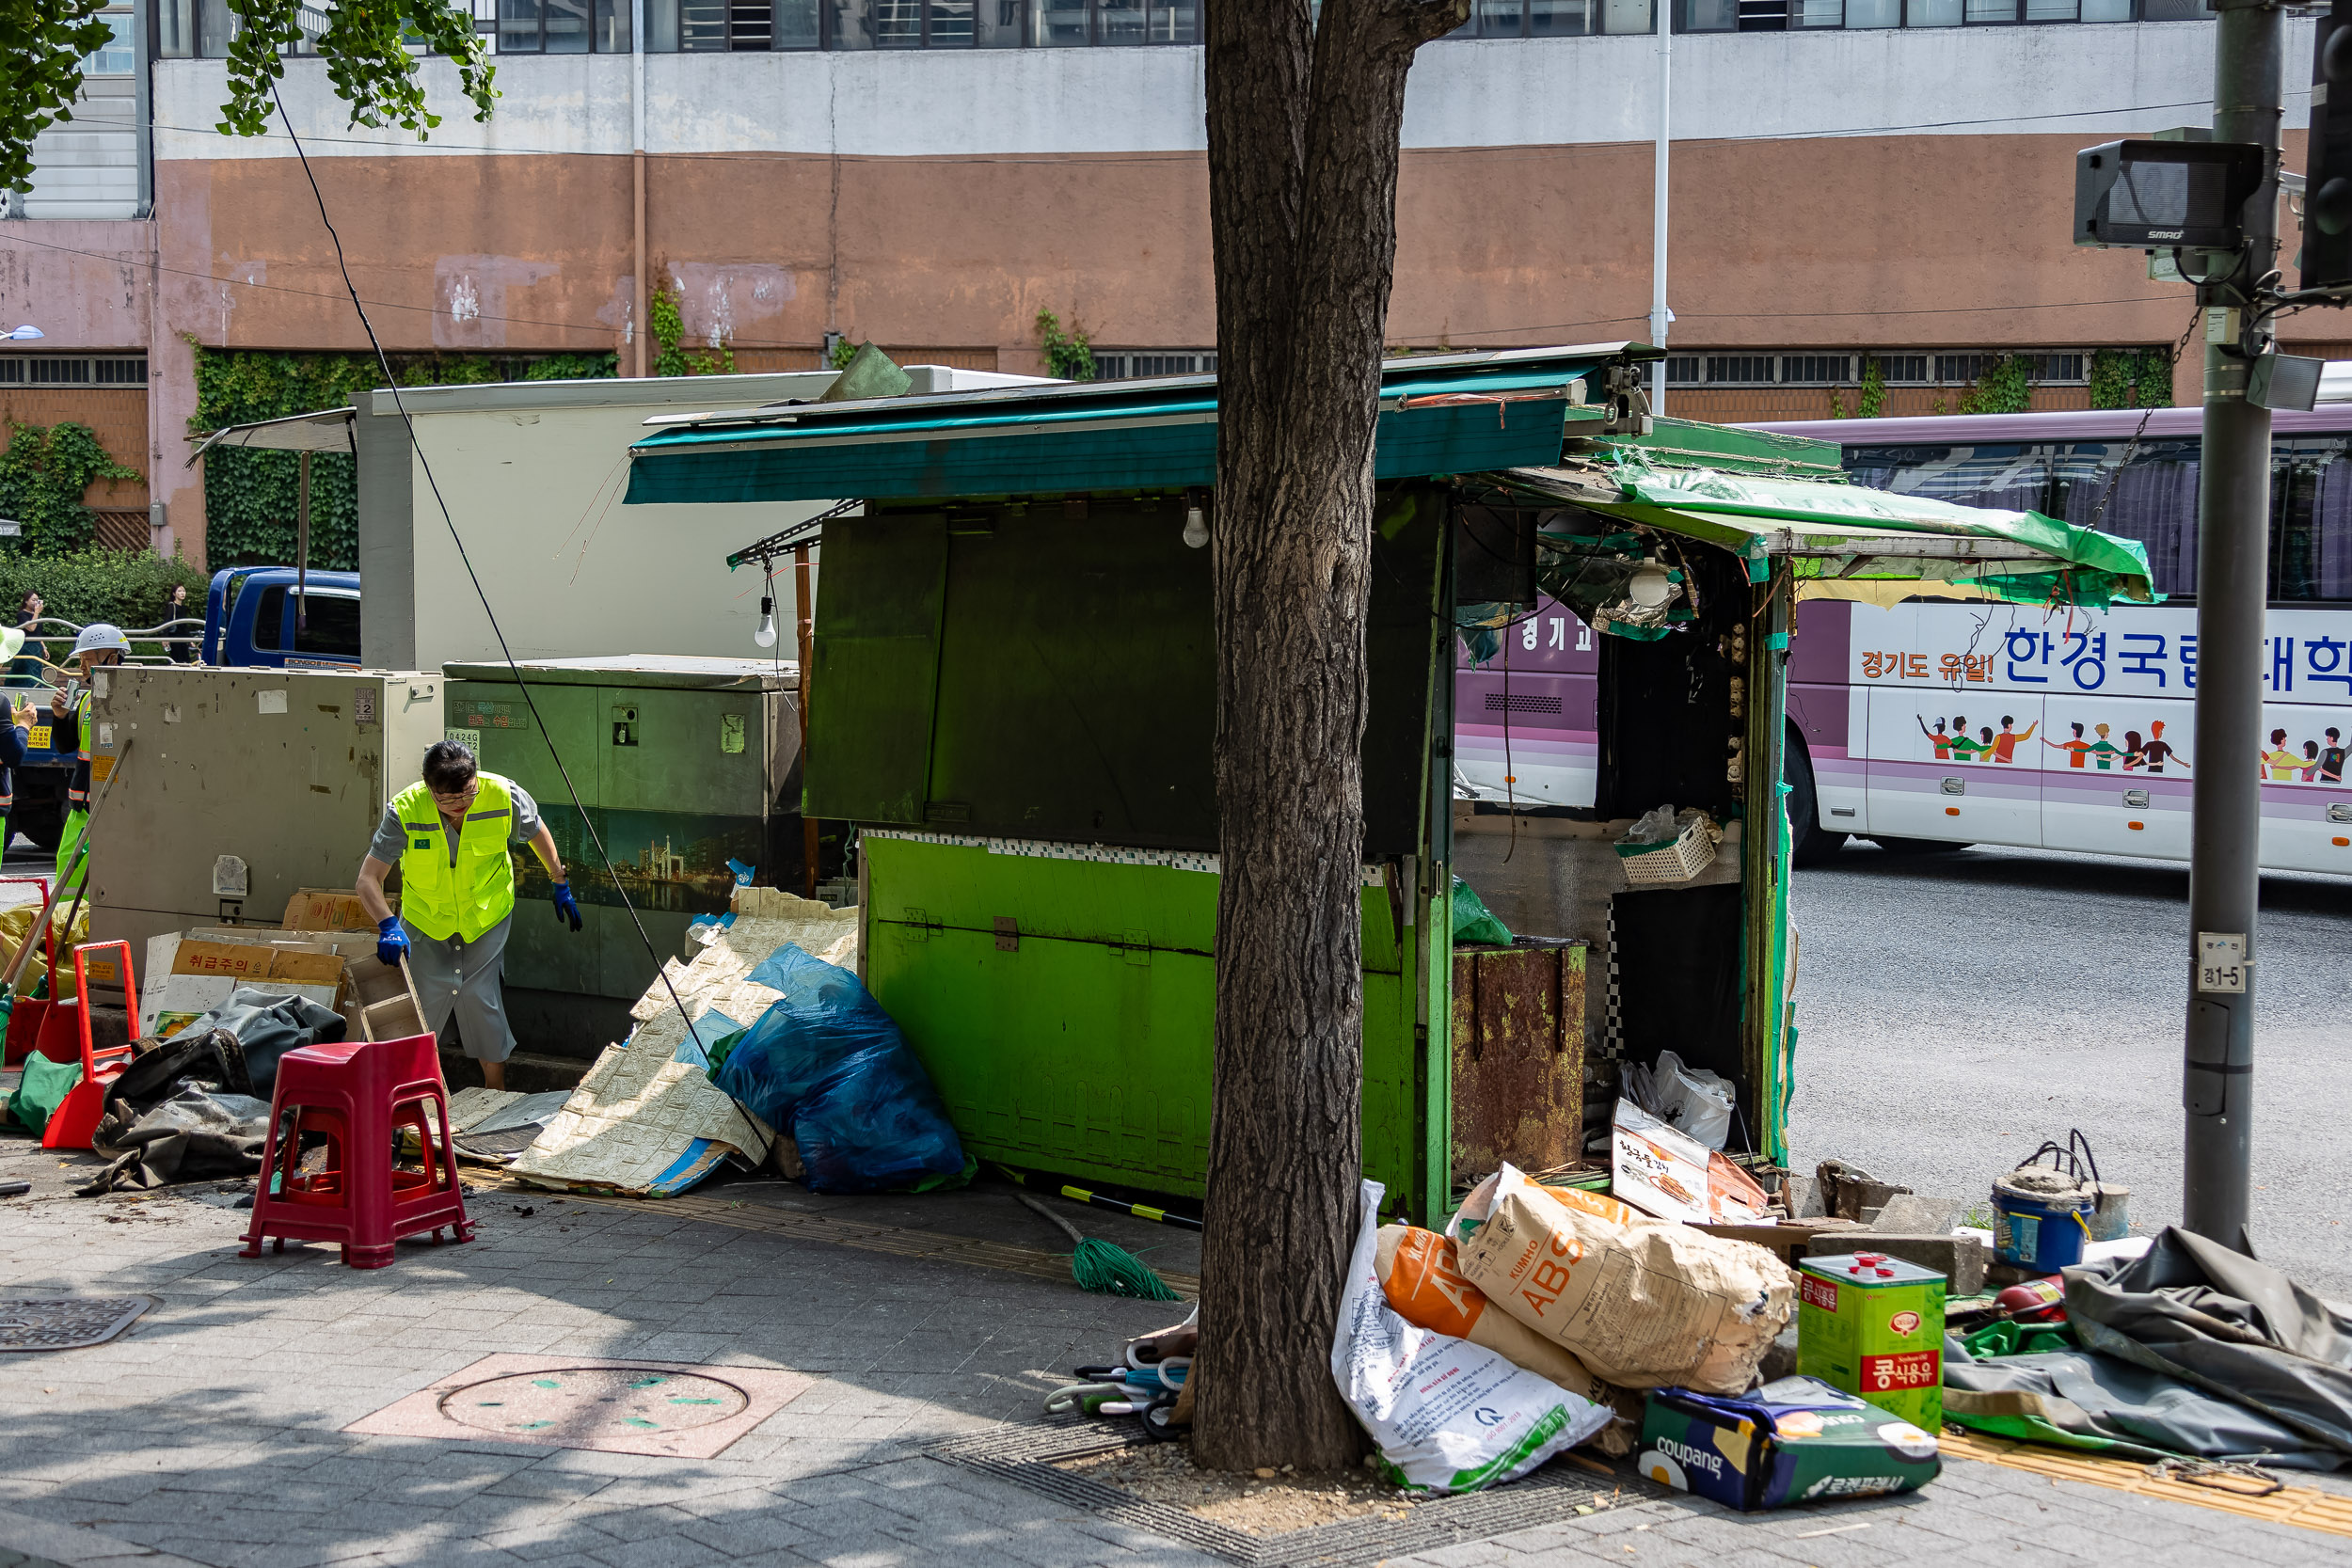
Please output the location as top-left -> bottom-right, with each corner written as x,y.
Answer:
2065,1226 -> 2352,1465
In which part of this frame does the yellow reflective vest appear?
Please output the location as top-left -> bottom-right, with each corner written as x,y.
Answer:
391,772 -> 518,942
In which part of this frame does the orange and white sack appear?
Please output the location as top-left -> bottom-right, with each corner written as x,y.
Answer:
1332,1180 -> 1613,1493
1450,1163 -> 1794,1395
1377,1224 -> 1634,1455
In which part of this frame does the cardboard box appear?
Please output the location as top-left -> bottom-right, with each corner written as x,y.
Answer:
1637,1377 -> 1940,1511
282,888 -> 378,933
343,955 -> 429,1042
142,936 -> 348,1040
1797,1251 -> 1947,1433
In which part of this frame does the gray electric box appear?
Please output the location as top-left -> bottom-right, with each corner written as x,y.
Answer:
440,655 -> 802,1058
87,667 -> 448,959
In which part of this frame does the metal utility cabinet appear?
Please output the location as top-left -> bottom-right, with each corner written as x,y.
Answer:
88,667 -> 447,957
440,655 -> 803,1057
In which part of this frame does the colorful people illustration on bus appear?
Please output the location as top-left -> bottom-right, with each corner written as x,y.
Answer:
2088,722 -> 2125,769
2122,730 -> 2144,770
1990,715 -> 2037,763
2045,722 -> 2093,768
2320,728 -> 2346,784
1917,716 -> 1954,760
2139,720 -> 2185,774
2261,729 -> 2310,781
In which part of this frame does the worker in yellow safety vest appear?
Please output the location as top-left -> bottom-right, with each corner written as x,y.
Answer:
355,739 -> 581,1090
49,624 -> 129,892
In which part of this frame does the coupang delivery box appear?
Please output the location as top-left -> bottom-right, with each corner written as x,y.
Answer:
1637,1377 -> 1941,1511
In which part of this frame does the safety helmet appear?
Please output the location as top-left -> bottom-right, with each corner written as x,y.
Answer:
72,624 -> 131,657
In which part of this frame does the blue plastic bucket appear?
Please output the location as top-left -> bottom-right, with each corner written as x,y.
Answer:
1991,1183 -> 2092,1270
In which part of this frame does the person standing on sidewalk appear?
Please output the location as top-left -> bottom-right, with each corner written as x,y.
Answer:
352,739 -> 581,1090
49,624 -> 128,891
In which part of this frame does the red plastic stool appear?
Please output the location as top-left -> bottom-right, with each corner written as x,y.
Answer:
41,942 -> 139,1151
239,1032 -> 474,1269
0,877 -> 56,1067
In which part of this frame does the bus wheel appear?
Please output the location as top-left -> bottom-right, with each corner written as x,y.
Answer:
1784,728 -> 1847,866
1866,835 -> 1973,855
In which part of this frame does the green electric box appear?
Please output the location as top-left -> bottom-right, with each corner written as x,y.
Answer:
1796,1251 -> 1947,1433
439,655 -> 802,1057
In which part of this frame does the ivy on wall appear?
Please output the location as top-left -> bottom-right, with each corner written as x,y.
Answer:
0,421 -> 137,557
1035,309 -> 1096,381
1828,360 -> 1888,420
1958,354 -> 2035,417
190,343 -> 617,569
649,287 -> 734,378
2088,347 -> 2174,411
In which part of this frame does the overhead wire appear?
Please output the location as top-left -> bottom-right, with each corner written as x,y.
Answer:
266,85 -> 707,1051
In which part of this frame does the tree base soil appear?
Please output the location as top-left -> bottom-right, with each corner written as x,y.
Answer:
1057,1438 -> 1420,1535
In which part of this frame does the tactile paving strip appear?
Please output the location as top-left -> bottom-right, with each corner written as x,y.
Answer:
1944,1430 -> 2352,1538
928,1421 -> 1625,1568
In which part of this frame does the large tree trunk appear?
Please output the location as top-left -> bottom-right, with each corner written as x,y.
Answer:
1193,0 -> 1467,1474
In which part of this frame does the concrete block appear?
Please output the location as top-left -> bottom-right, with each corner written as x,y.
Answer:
1803,1231 -> 1986,1295
1871,1192 -> 1966,1235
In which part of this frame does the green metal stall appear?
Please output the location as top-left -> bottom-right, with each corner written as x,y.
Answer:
623,344 -> 2151,1222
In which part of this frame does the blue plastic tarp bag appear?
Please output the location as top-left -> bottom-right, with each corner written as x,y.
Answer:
711,943 -> 968,1195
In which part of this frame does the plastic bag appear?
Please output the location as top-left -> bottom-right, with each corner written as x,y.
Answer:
1651,1050 -> 1735,1150
709,944 -> 969,1195
1450,877 -> 1515,947
1332,1179 -> 1612,1493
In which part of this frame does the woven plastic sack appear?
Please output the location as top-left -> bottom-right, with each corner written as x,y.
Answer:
710,944 -> 968,1195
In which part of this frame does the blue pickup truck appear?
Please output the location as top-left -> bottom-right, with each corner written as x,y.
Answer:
4,567 -> 363,848
201,566 -> 362,669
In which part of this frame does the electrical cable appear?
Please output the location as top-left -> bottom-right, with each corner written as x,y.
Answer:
268,86 -> 707,1051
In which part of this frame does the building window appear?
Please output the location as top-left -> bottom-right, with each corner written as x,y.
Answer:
1677,0 -> 2178,25
0,356 -> 147,388
80,11 -> 136,74
1460,0 -> 1654,31
1705,355 -> 1779,384
501,0 -> 632,52
1872,354 -> 1931,384
1779,355 -> 1852,385
1663,355 -> 1703,385
1092,351 -> 1216,380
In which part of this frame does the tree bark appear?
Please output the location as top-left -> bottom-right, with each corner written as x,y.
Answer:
1194,0 -> 1468,1475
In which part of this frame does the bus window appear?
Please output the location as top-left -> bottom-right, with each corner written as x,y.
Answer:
2270,436 -> 2352,602
1846,443 -> 2047,514
292,594 -> 361,659
2050,438 -> 2200,597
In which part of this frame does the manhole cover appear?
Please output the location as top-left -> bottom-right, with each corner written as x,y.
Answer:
0,1297 -> 151,1352
439,1367 -> 751,1439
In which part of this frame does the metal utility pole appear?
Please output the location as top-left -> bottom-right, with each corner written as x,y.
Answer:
2182,0 -> 2282,1252
1648,6 -> 1671,417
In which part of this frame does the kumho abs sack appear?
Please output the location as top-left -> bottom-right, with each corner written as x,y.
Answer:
1452,1164 -> 1794,1395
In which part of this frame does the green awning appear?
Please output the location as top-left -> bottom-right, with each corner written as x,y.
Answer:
626,344 -> 1652,505
1493,460 -> 2156,609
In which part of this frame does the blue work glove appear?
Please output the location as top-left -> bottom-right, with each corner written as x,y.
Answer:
552,881 -> 582,932
376,914 -> 409,968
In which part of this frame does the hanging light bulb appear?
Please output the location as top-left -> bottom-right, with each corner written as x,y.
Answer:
1182,504 -> 1209,549
754,594 -> 778,649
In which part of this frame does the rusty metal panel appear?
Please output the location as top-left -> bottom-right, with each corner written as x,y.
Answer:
1451,940 -> 1588,1183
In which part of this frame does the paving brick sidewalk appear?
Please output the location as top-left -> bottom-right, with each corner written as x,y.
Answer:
0,1149 -> 2344,1568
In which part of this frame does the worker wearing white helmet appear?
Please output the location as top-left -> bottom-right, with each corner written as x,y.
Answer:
49,623 -> 128,892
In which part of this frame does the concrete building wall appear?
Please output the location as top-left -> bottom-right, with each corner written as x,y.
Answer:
0,18 -> 2296,566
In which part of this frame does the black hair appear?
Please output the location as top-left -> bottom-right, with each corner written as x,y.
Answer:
422,739 -> 478,795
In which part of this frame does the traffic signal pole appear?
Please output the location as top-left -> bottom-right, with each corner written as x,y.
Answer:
2183,0 -> 2282,1252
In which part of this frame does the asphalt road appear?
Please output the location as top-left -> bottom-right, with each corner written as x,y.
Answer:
1788,839 -> 2352,1301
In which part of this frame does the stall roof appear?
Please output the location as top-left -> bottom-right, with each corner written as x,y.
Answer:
185,405 -> 356,464
1493,454 -> 2155,606
624,343 -> 1661,504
